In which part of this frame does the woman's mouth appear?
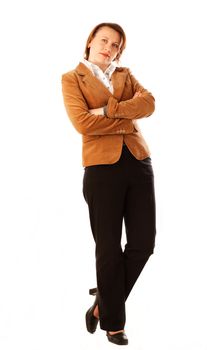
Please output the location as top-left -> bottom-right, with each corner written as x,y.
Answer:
100,53 -> 110,58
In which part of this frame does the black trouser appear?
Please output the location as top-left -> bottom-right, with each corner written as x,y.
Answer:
82,144 -> 156,331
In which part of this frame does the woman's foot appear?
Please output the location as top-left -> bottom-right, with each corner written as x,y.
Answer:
108,329 -> 124,335
93,304 -> 99,318
85,292 -> 99,333
106,330 -> 128,345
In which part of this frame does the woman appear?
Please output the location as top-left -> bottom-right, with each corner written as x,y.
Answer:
61,22 -> 156,346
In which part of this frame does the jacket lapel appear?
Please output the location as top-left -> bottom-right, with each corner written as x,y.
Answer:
76,63 -> 128,101
111,68 -> 128,101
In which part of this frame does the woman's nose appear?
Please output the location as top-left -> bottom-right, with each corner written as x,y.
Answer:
104,45 -> 111,53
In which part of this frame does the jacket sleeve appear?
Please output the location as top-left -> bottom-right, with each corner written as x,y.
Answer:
106,70 -> 155,119
61,73 -> 135,136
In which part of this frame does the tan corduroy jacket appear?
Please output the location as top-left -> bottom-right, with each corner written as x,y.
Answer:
61,62 -> 155,167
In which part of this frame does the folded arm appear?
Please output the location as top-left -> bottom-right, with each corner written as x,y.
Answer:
62,73 -> 136,136
106,71 -> 155,119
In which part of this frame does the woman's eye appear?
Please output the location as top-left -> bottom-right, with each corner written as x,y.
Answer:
101,38 -> 107,43
113,43 -> 119,49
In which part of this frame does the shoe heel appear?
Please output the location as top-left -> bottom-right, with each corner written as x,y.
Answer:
89,288 -> 97,296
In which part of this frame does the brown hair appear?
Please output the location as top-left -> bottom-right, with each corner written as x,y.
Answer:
84,22 -> 127,62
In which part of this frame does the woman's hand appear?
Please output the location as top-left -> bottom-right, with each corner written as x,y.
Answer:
133,91 -> 143,98
89,107 -> 104,115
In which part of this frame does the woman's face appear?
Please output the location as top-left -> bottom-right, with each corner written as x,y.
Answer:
88,26 -> 122,71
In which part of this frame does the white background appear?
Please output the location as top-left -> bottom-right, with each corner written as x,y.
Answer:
0,0 -> 207,349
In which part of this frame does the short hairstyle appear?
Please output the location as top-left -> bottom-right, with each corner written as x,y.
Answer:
84,22 -> 127,62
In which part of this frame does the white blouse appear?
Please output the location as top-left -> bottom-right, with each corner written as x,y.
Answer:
82,58 -> 117,94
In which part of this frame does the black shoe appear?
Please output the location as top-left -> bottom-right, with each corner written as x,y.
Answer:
85,288 -> 99,333
106,331 -> 128,346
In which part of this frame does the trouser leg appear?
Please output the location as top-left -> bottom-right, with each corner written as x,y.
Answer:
123,176 -> 156,300
82,146 -> 156,330
82,163 -> 127,331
